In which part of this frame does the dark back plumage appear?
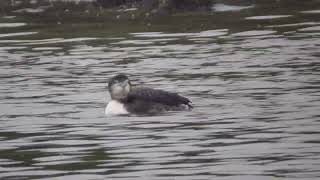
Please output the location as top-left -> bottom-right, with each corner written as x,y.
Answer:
128,87 -> 193,108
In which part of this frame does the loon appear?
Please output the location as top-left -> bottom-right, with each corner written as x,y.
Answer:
105,74 -> 193,115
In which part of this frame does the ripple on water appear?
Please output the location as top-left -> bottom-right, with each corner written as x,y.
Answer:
0,170 -> 64,180
232,30 -> 276,37
19,37 -> 99,45
131,32 -> 197,38
266,22 -> 320,28
298,26 -> 320,32
212,3 -> 254,12
0,32 -> 37,38
0,46 -> 26,51
0,23 -> 26,28
245,15 -> 292,20
194,29 -> 229,37
300,9 -> 320,14
32,47 -> 63,51
1,16 -> 16,19
131,30 -> 228,39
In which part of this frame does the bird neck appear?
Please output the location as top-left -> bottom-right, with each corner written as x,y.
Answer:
116,97 -> 129,103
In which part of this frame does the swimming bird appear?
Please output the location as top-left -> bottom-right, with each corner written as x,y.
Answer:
105,74 -> 193,115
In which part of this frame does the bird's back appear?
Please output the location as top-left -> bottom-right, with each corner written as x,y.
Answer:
124,87 -> 192,114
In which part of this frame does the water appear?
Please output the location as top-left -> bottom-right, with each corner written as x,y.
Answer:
1,1 -> 320,179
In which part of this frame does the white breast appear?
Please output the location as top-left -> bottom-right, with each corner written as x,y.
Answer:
105,100 -> 129,115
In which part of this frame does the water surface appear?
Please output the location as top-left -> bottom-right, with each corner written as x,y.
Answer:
0,1 -> 320,179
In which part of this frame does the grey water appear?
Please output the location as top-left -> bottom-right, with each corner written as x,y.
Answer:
1,1 -> 320,180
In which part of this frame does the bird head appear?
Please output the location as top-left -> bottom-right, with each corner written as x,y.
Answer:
108,74 -> 131,100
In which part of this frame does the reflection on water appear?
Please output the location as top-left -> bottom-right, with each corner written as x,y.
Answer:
1,1 -> 320,180
212,3 -> 254,12
245,15 -> 293,20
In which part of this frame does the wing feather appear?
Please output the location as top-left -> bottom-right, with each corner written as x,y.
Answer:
128,87 -> 192,108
